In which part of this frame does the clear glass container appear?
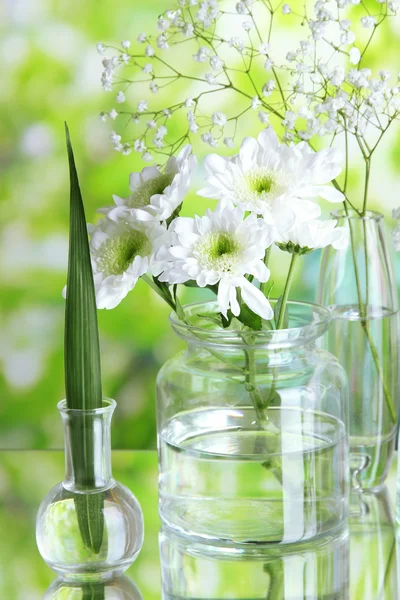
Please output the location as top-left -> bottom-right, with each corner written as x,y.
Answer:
350,487 -> 396,599
44,575 -> 143,599
160,526 -> 349,599
317,210 -> 400,490
157,300 -> 349,548
36,399 -> 144,581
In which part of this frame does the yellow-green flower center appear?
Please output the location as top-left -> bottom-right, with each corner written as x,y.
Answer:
195,231 -> 243,272
128,173 -> 174,208
236,167 -> 285,210
97,232 -> 151,275
246,170 -> 277,195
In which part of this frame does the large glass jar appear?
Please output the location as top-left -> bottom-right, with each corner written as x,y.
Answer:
317,210 -> 400,490
157,300 -> 349,548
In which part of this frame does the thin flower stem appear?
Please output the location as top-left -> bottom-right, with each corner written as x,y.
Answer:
363,218 -> 369,308
342,208 -> 397,424
243,345 -> 268,426
377,536 -> 396,600
264,254 -> 299,417
363,321 -> 397,422
277,254 -> 298,329
343,127 -> 349,194
362,158 -> 371,216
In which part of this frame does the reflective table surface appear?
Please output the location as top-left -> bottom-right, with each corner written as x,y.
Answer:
0,450 -> 398,599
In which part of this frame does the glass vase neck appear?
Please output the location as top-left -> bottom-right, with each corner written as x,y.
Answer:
58,398 -> 116,493
169,300 -> 331,350
332,209 -> 383,222
317,209 -> 398,313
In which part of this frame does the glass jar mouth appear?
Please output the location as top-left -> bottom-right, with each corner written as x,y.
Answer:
331,209 -> 383,222
57,397 -> 116,415
169,300 -> 331,349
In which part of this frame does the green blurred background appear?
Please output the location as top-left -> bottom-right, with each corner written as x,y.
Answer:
0,0 -> 399,452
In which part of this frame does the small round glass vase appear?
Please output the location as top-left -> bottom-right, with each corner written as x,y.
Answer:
36,399 -> 144,581
157,300 -> 349,549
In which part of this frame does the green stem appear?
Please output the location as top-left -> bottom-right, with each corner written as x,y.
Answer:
362,158 -> 371,216
265,254 -> 299,412
362,322 -> 397,423
343,203 -> 396,423
377,535 -> 396,600
363,219 -> 369,309
344,203 -> 365,317
243,344 -> 268,426
264,561 -> 284,600
277,254 -> 298,329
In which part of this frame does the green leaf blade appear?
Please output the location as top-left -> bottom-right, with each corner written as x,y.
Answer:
64,124 -> 104,554
64,123 -> 102,412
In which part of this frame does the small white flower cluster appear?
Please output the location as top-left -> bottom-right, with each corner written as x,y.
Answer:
97,0 -> 399,221
89,129 -> 346,321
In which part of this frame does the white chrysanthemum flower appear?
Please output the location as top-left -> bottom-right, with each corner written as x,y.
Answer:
276,219 -> 348,254
157,203 -> 275,319
89,217 -> 167,309
198,127 -> 344,233
106,145 -> 196,223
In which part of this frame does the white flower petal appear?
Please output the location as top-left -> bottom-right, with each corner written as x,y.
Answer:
239,136 -> 259,172
240,278 -> 274,320
217,279 -> 231,317
312,186 -> 345,203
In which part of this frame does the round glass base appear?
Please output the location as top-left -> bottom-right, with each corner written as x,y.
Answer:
36,481 -> 144,580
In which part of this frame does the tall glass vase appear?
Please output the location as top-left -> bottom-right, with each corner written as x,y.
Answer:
36,399 -> 144,580
317,210 -> 400,491
157,300 -> 349,548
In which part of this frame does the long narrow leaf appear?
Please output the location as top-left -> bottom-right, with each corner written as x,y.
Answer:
64,123 -> 104,553
64,123 -> 102,411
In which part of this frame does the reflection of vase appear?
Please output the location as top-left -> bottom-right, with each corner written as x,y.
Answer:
44,575 -> 143,599
350,488 -> 397,599
317,210 -> 400,491
157,300 -> 349,547
36,399 -> 144,580
159,526 -> 349,599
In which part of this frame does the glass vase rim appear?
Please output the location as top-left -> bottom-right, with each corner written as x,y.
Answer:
331,209 -> 383,221
57,397 -> 116,416
169,300 -> 331,349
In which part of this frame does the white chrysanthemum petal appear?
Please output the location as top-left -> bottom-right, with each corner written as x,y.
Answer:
277,219 -> 348,252
257,127 -> 280,152
240,278 -> 274,320
217,279 -> 232,317
239,137 -> 259,171
292,199 -> 321,222
204,153 -> 229,175
271,199 -> 296,232
310,186 -> 345,203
